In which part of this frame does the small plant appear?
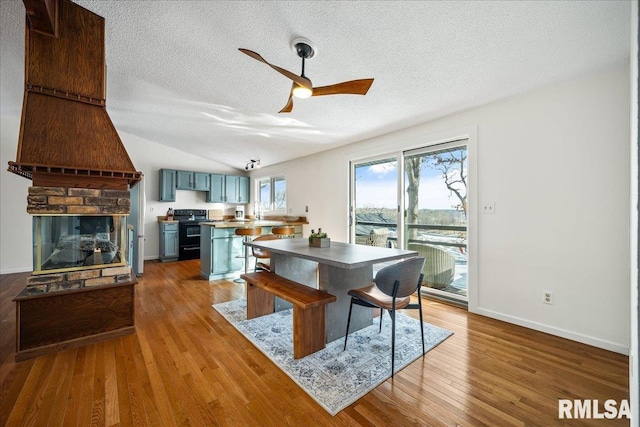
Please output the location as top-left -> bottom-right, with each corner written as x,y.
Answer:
308,228 -> 328,242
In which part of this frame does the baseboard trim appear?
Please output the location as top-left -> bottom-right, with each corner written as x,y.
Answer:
0,266 -> 32,275
473,307 -> 629,355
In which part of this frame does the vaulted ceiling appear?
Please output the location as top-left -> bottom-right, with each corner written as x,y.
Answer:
0,1 -> 631,171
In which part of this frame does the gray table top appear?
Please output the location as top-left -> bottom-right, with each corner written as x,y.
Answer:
245,238 -> 418,269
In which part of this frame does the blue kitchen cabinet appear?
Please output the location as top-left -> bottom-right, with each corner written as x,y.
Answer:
177,171 -> 210,191
207,174 -> 249,203
225,175 -> 239,202
159,169 -> 177,202
200,226 -> 243,280
208,174 -> 225,202
237,176 -> 249,203
194,172 -> 210,190
160,222 -> 179,262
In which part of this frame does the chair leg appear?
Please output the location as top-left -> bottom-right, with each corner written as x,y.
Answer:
418,292 -> 425,354
343,299 -> 354,351
390,309 -> 396,377
379,307 -> 383,332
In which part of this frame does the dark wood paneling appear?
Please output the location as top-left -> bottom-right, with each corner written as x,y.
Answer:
24,0 -> 58,37
16,282 -> 135,352
26,0 -> 105,99
10,0 -> 142,188
18,93 -> 137,173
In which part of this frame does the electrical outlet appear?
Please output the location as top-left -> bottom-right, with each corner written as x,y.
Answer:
149,206 -> 155,212
543,290 -> 553,305
305,205 -> 309,213
482,202 -> 495,214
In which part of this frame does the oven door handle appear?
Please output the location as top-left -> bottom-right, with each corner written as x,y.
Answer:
182,246 -> 200,251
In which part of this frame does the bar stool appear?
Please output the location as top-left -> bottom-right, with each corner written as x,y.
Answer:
272,225 -> 295,238
234,227 -> 262,281
251,234 -> 280,272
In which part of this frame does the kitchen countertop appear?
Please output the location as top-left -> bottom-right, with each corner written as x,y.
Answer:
199,220 -> 306,228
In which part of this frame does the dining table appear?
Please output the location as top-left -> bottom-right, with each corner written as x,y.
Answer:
244,237 -> 418,342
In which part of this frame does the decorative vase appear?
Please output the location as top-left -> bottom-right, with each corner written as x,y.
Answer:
309,237 -> 330,248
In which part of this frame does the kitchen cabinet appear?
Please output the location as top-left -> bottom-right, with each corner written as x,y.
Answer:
160,222 -> 179,262
208,174 -> 225,202
225,175 -> 238,201
200,226 -> 243,280
177,171 -> 210,191
237,176 -> 249,203
159,169 -> 177,202
207,174 -> 249,203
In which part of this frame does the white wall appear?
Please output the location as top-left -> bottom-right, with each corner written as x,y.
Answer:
0,116 -> 32,274
251,65 -> 631,354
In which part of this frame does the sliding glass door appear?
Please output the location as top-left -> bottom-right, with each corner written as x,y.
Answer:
404,142 -> 467,301
350,140 -> 468,304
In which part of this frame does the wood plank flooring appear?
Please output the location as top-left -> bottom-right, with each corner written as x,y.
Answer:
0,260 -> 629,426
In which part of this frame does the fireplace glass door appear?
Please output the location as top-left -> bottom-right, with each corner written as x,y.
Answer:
33,215 -> 126,274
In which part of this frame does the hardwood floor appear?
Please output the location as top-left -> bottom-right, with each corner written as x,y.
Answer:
1,260 -> 629,426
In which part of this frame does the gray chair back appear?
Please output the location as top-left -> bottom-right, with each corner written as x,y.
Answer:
374,257 -> 425,298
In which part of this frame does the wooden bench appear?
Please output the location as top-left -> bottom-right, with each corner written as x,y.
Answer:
241,272 -> 337,359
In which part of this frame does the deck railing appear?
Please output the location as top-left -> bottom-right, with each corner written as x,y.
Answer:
355,221 -> 466,250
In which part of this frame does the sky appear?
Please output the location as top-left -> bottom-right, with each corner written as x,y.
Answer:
354,154 -> 466,211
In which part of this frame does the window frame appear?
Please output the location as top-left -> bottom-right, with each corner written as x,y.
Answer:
256,174 -> 287,213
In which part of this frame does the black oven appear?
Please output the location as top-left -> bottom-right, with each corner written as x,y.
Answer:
173,209 -> 207,260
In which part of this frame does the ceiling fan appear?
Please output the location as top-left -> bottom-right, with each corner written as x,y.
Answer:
239,39 -> 374,113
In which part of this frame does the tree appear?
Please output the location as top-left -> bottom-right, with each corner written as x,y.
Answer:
405,157 -> 422,240
426,147 -> 467,217
405,147 -> 467,241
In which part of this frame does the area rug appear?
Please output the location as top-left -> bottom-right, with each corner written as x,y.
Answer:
213,299 -> 453,415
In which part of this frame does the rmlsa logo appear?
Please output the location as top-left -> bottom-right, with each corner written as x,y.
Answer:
558,399 -> 630,419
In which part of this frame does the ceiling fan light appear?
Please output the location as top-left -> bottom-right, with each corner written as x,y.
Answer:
292,85 -> 312,99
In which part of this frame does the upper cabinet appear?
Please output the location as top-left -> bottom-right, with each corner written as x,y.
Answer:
159,169 -> 177,202
237,176 -> 249,203
161,169 -> 249,203
208,174 -> 225,203
207,174 -> 249,203
176,171 -> 210,191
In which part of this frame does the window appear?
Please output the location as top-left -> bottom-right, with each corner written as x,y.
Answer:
257,175 -> 286,212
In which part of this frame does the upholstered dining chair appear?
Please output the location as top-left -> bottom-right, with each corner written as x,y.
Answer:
251,234 -> 280,272
343,256 -> 426,377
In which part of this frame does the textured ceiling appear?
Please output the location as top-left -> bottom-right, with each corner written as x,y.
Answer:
0,1 -> 631,171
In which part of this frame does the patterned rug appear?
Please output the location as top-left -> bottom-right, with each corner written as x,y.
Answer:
213,299 -> 453,415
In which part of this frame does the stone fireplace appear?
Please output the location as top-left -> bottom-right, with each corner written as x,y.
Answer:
26,186 -> 132,294
8,0 -> 143,361
13,185 -> 139,360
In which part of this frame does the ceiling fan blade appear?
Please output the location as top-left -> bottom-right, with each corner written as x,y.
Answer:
239,48 -> 312,90
311,79 -> 374,97
279,84 -> 295,113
